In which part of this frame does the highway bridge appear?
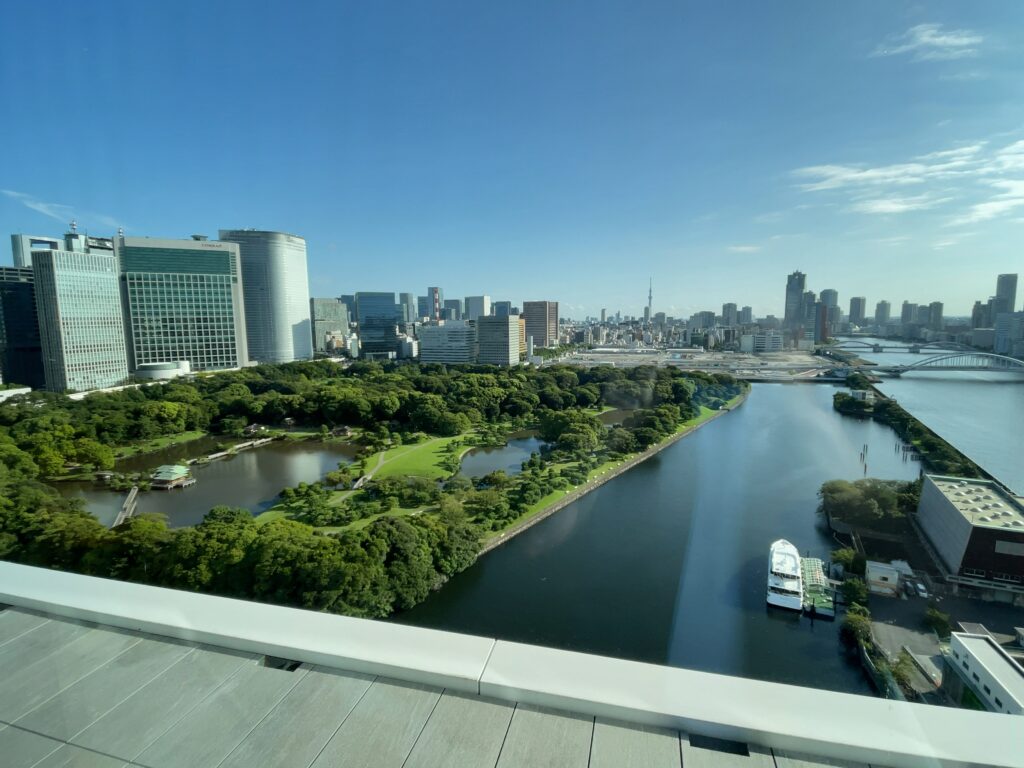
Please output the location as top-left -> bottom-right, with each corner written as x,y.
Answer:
855,352 -> 1024,376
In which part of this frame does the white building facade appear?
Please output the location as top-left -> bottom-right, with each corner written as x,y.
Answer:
219,230 -> 313,363
418,321 -> 476,364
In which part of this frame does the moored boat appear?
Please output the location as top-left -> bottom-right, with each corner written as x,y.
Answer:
766,539 -> 803,611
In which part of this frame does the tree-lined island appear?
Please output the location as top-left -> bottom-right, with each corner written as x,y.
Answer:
0,361 -> 746,618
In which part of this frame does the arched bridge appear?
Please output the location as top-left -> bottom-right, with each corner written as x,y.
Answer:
835,339 -> 974,353
863,352 -> 1024,375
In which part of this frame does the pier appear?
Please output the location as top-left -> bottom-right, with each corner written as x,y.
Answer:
111,485 -> 139,528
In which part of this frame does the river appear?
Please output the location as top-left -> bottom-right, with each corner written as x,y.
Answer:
60,440 -> 358,527
397,383 -> 920,694
851,337 -> 1024,494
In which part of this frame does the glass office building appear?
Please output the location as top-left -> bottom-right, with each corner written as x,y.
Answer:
354,292 -> 402,356
32,251 -> 129,392
0,267 -> 45,388
218,230 -> 312,363
116,237 -> 248,372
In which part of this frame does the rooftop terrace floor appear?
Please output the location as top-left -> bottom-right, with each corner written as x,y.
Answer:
0,606 -> 863,768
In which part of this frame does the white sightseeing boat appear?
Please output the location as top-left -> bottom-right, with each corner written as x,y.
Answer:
766,539 -> 803,611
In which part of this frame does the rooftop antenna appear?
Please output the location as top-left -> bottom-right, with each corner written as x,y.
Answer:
69,219 -> 77,233
117,227 -> 125,237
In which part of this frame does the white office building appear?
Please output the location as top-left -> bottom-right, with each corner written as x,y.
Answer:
739,331 -> 784,353
418,320 -> 476,364
464,295 -> 491,322
219,230 -> 313,363
947,632 -> 1024,715
477,315 -> 520,366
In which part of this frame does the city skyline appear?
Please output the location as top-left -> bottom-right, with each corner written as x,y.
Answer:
2,3 -> 1023,318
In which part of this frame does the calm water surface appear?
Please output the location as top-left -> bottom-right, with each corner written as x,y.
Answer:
398,384 -> 919,694
61,441 -> 357,527
853,337 -> 1024,493
459,437 -> 545,478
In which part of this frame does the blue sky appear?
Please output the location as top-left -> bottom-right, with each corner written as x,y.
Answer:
1,1 -> 1022,319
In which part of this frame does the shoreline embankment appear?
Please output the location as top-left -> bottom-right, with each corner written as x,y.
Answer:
480,390 -> 750,555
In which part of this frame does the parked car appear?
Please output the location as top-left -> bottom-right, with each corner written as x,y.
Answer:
915,581 -> 929,599
902,581 -> 915,598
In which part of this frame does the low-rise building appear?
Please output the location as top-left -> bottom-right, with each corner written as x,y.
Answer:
739,331 -> 784,354
945,631 -> 1024,715
916,475 -> 1024,604
865,560 -> 901,596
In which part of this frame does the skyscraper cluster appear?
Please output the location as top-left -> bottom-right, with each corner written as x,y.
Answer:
1,226 -> 312,393
312,287 -> 558,366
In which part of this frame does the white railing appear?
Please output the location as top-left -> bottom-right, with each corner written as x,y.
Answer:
0,561 -> 1018,768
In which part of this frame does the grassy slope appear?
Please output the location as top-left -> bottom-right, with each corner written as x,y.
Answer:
115,430 -> 208,459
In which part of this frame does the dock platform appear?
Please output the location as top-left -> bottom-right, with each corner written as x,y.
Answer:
800,557 -> 835,619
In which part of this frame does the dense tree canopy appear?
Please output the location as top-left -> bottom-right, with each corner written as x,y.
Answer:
0,360 -> 746,618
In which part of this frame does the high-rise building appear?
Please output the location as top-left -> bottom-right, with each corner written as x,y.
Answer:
399,293 -> 417,323
874,300 -> 891,325
914,305 -> 931,327
721,303 -> 738,327
493,301 -> 513,318
972,301 -> 991,329
33,249 -> 128,392
801,291 -> 817,324
218,230 -> 311,363
0,267 -> 44,388
464,295 -> 491,322
849,297 -> 867,326
426,286 -> 444,322
784,271 -> 806,328
739,306 -> 753,325
819,289 -> 838,308
418,320 -> 476,364
522,301 -> 559,348
116,236 -> 249,372
994,312 -> 1024,355
690,310 -> 716,329
997,274 -> 1018,314
442,299 -> 463,320
355,292 -> 402,357
928,301 -> 944,331
600,308 -> 607,323
476,315 -> 520,366
11,234 -> 61,268
310,298 -> 350,354
416,295 -> 430,320
518,316 -> 527,358
901,301 -> 918,325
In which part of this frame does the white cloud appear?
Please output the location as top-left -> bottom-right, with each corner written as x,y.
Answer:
948,179 -> 1024,225
728,245 -> 761,253
793,136 -> 1024,227
850,194 -> 953,214
872,23 -> 983,62
1,189 -> 123,230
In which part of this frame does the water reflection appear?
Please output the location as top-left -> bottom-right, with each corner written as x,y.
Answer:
59,441 -> 358,527
398,384 -> 918,694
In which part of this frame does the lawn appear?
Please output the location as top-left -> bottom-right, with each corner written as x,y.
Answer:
370,435 -> 465,479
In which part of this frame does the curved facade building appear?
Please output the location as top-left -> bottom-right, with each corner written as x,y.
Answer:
219,230 -> 313,363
